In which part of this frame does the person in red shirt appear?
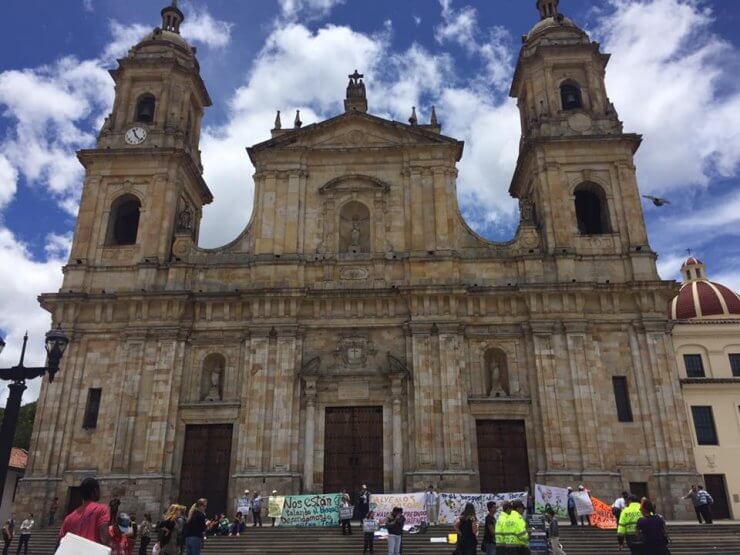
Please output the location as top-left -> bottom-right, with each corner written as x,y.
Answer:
58,477 -> 111,546
109,513 -> 134,555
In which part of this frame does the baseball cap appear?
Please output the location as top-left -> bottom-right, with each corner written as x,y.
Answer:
117,513 -> 132,534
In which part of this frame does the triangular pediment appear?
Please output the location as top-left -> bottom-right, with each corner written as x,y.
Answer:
248,111 -> 463,160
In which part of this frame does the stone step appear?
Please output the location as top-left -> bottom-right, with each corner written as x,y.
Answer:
17,523 -> 740,555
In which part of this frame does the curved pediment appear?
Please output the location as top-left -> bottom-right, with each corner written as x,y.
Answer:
319,174 -> 391,194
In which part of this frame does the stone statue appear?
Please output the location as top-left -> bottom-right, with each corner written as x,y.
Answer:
519,199 -> 535,225
350,217 -> 361,247
205,366 -> 222,401
488,358 -> 508,398
177,204 -> 193,233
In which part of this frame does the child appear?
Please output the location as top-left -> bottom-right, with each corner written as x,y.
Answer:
362,510 -> 377,553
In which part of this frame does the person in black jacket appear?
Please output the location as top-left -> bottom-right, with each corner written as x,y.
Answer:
183,499 -> 208,555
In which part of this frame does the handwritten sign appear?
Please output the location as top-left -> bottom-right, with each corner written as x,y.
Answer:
278,494 -> 341,527
588,497 -> 617,529
438,492 -> 527,525
268,496 -> 285,518
235,496 -> 250,515
535,484 -> 569,518
370,493 -> 427,526
572,491 -> 594,516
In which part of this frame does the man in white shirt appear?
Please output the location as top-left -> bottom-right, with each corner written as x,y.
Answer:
17,513 -> 34,555
611,491 -> 629,520
423,485 -> 438,525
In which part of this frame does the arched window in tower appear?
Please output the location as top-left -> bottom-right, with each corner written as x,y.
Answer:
339,201 -> 371,253
483,348 -> 509,398
574,183 -> 611,235
135,94 -> 156,123
107,194 -> 141,246
560,81 -> 583,111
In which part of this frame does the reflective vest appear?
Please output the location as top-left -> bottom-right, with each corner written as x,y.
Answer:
494,511 -> 512,545
617,502 -> 642,537
509,511 -> 529,547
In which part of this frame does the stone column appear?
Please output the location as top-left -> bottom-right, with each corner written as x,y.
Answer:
437,324 -> 467,469
245,328 -> 271,470
410,323 -> 435,468
390,375 -> 404,492
303,376 -> 317,492
270,327 -> 298,472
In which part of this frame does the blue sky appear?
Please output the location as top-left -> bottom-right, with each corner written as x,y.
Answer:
0,0 -> 739,401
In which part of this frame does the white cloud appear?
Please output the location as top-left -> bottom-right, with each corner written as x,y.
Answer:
278,0 -> 345,20
103,21 -> 151,61
0,154 -> 18,209
596,0 -> 740,193
182,5 -> 234,48
413,15 -> 422,26
82,0 -> 94,12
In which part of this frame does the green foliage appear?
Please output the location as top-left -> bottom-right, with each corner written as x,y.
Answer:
0,401 -> 37,450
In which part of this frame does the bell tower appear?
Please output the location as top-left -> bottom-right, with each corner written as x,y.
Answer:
66,1 -> 213,287
509,1 -> 656,281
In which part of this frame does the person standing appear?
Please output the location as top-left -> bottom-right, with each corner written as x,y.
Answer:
385,507 -> 404,555
362,510 -> 377,554
566,487 -> 577,527
612,491 -> 628,521
544,508 -> 565,555
251,492 -> 263,527
576,485 -> 590,526
176,506 -> 187,552
509,500 -> 529,555
270,490 -> 279,526
495,501 -> 513,550
138,514 -> 152,555
108,512 -> 134,555
683,485 -> 702,523
482,501 -> 496,555
695,485 -> 714,524
357,485 -> 371,522
157,504 -> 182,555
454,503 -> 479,555
423,485 -> 438,525
340,496 -> 353,535
58,477 -> 111,546
636,499 -> 671,555
1,521 -> 11,555
15,513 -> 33,555
48,497 -> 59,527
616,494 -> 643,554
184,498 -> 207,555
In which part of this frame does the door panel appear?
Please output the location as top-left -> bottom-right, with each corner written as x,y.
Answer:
704,474 -> 731,519
477,420 -> 530,493
180,424 -> 233,514
324,406 -> 383,496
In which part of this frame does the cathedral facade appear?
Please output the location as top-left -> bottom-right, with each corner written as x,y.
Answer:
18,0 -> 698,519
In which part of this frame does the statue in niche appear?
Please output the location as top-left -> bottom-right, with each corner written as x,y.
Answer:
201,354 -> 225,401
204,366 -> 222,401
177,204 -> 194,233
350,217 -> 362,247
485,349 -> 509,398
338,200 -> 371,253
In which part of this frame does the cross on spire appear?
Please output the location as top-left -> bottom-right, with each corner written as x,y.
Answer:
161,0 -> 184,34
345,69 -> 368,113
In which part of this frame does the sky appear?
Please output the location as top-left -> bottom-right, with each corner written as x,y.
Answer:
0,0 -> 739,403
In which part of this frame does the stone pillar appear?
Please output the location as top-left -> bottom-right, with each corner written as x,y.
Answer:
271,328 -> 298,472
244,328 -> 271,470
303,376 -> 317,492
437,324 -> 467,469
410,324 -> 435,468
390,375 -> 404,492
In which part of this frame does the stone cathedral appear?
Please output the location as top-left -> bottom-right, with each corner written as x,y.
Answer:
18,0 -> 698,519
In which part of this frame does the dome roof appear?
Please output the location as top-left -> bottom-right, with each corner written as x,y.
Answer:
669,257 -> 740,320
526,15 -> 580,40
137,28 -> 192,52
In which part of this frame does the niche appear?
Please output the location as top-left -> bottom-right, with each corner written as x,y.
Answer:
339,201 -> 371,253
483,348 -> 510,397
201,353 -> 225,402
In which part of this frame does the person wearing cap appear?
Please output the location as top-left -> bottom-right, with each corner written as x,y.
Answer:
566,487 -> 577,526
108,512 -> 134,555
241,490 -> 252,525
577,485 -> 591,526
270,490 -> 279,527
357,484 -> 371,522
58,477 -> 111,546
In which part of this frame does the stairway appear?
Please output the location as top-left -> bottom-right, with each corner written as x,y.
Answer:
18,522 -> 740,554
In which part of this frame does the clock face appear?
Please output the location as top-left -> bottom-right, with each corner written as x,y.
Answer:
125,127 -> 148,145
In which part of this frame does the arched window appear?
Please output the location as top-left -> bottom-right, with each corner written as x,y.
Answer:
483,348 -> 509,397
339,201 -> 371,253
560,81 -> 583,111
107,195 -> 141,246
574,183 -> 610,235
135,94 -> 156,123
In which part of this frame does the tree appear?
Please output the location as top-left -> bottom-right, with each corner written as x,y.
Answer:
0,401 -> 37,450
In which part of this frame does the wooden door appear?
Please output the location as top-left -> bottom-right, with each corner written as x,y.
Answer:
704,474 -> 731,519
180,424 -> 233,514
476,420 -> 530,493
323,406 -> 383,496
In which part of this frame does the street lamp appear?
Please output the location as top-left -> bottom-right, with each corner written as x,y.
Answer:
0,325 -> 69,504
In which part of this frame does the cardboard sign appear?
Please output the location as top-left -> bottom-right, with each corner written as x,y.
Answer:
278,493 -> 341,527
572,491 -> 594,516
589,497 -> 617,529
268,495 -> 286,518
236,495 -> 251,515
535,484 -> 569,518
370,493 -> 427,526
56,533 -> 111,554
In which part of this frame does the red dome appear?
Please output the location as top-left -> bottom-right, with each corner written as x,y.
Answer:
670,280 -> 740,320
682,256 -> 702,268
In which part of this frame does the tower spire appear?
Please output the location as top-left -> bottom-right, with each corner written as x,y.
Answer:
161,0 -> 185,34
536,0 -> 560,20
344,70 -> 368,113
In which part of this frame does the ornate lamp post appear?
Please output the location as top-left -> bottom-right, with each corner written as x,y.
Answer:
0,326 -> 69,501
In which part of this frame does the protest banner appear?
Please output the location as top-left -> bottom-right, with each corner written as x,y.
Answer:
572,491 -> 594,516
437,492 -> 527,524
268,495 -> 286,518
236,495 -> 250,515
589,497 -> 617,529
534,484 -> 569,518
370,493 -> 427,526
278,493 -> 341,527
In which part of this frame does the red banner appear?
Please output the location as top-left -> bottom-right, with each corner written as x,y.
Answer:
589,497 -> 617,529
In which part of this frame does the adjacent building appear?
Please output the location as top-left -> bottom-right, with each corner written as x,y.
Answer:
670,256 -> 740,520
17,0 -> 698,519
0,448 -> 27,525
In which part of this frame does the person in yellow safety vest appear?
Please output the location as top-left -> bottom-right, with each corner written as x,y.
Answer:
617,494 -> 643,554
494,501 -> 513,553
509,499 -> 530,554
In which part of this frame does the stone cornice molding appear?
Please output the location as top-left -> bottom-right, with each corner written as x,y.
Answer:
319,173 -> 391,194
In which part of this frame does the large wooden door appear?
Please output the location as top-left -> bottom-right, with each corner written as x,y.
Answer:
704,474 -> 731,519
180,424 -> 233,514
324,406 -> 383,495
476,420 -> 530,493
